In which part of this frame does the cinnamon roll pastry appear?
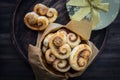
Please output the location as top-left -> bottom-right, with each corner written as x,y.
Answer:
24,12 -> 38,30
24,12 -> 49,31
53,59 -> 70,72
37,16 -> 49,30
46,8 -> 58,23
43,33 -> 54,47
67,32 -> 81,48
45,49 -> 56,64
49,32 -> 71,59
69,44 -> 92,71
34,3 -> 48,16
80,49 -> 92,59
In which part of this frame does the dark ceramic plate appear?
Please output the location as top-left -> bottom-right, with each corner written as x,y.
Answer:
11,0 -> 109,62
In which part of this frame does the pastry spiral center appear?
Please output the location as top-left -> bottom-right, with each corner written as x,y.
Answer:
45,49 -> 56,64
80,49 -> 91,59
53,59 -> 70,72
34,4 -> 48,16
53,37 -> 63,47
39,8 -> 47,15
37,21 -> 43,26
77,58 -> 86,67
47,11 -> 54,18
27,15 -> 37,25
69,33 -> 77,42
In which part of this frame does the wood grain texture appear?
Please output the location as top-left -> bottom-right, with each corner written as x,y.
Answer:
0,0 -> 120,80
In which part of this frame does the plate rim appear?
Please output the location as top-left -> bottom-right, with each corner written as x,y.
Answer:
11,0 -> 28,60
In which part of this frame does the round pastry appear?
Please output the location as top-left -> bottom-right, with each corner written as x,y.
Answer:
43,33 -> 54,48
37,16 -> 49,30
34,3 -> 48,16
80,49 -> 92,59
46,8 -> 58,23
45,49 -> 56,64
24,12 -> 38,30
49,32 -> 71,59
24,12 -> 49,31
53,59 -> 70,72
67,32 -> 81,48
69,44 -> 92,71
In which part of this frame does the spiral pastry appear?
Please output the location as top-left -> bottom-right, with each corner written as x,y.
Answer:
53,59 -> 70,72
34,3 -> 48,16
24,12 -> 49,31
24,12 -> 38,30
43,33 -> 54,47
80,49 -> 92,59
69,44 -> 92,71
45,49 -> 56,64
49,32 -> 71,59
46,8 -> 58,23
37,16 -> 49,30
67,32 -> 81,48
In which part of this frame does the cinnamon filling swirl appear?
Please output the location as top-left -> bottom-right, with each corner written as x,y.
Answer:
46,8 -> 58,23
49,32 -> 71,59
67,32 -> 81,48
34,3 -> 48,16
53,37 -> 63,47
53,59 -> 70,72
45,49 -> 56,64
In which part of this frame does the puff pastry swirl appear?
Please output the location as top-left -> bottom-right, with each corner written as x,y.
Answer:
69,44 -> 92,71
49,32 -> 71,59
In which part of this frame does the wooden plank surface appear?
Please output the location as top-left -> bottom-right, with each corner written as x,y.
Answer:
0,0 -> 120,80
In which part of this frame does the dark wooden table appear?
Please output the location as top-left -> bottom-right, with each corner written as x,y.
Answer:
0,0 -> 120,80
